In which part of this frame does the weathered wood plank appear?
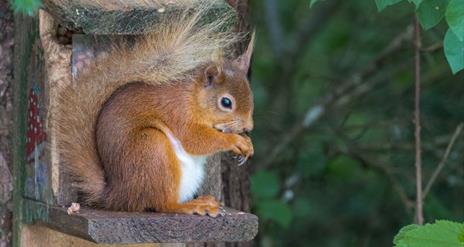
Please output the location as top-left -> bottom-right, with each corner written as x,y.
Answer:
13,12 -> 40,247
38,10 -> 74,207
21,224 -> 164,247
25,200 -> 258,244
42,0 -> 234,34
13,10 -> 56,231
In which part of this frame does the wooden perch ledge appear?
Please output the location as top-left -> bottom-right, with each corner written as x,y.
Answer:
23,199 -> 258,244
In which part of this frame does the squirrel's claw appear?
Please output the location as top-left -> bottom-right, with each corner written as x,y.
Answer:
235,155 -> 248,166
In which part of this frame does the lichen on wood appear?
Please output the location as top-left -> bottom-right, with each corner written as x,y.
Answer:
42,0 -> 235,34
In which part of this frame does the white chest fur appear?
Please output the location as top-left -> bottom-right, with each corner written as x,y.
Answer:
165,131 -> 207,203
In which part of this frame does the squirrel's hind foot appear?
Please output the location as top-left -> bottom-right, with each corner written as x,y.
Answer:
165,195 -> 221,217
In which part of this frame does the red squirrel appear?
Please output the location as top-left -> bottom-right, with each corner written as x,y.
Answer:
53,2 -> 254,217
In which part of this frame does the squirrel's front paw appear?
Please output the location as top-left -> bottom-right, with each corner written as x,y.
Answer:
230,134 -> 254,158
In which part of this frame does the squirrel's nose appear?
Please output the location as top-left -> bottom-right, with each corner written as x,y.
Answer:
242,121 -> 253,133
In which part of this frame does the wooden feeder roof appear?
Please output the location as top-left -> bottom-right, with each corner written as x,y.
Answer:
42,0 -> 234,34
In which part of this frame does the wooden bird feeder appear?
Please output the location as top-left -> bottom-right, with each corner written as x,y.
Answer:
12,0 -> 258,246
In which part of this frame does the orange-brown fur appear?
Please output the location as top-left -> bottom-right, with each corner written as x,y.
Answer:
53,3 -> 254,216
96,63 -> 253,214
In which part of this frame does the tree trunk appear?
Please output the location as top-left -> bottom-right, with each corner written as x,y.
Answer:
222,1 -> 253,247
0,0 -> 14,246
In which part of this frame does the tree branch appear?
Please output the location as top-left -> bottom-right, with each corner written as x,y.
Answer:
285,0 -> 341,62
259,26 -> 414,169
266,0 -> 343,113
421,42 -> 443,52
413,16 -> 424,225
331,137 -> 414,210
423,123 -> 463,200
265,0 -> 341,62
264,0 -> 284,57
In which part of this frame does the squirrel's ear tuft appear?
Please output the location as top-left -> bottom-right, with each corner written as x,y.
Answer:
204,65 -> 221,87
233,31 -> 255,72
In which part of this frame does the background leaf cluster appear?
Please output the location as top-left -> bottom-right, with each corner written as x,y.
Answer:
251,0 -> 464,246
311,0 -> 464,73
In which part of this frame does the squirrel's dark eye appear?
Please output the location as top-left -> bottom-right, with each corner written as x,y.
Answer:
220,97 -> 232,109
218,94 -> 235,112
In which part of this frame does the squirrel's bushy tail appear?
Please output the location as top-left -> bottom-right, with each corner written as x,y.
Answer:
53,0 -> 238,205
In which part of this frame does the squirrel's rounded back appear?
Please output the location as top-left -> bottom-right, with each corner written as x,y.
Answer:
53,1 -> 245,205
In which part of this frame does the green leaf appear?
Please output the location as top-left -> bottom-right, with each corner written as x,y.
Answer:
327,155 -> 360,181
309,0 -> 323,7
250,171 -> 280,199
375,0 -> 403,11
409,0 -> 423,8
446,0 -> 464,41
257,200 -> 293,228
444,28 -> 464,74
394,224 -> 421,246
417,0 -> 449,30
393,220 -> 464,247
12,0 -> 42,15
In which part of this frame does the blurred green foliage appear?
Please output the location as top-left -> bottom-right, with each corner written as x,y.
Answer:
250,0 -> 464,246
11,0 -> 41,15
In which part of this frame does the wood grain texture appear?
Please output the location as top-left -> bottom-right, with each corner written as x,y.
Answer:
13,11 -> 62,206
13,12 -> 40,247
198,154 -> 223,202
38,10 -> 73,207
21,224 -> 163,247
25,200 -> 257,244
42,0 -> 234,34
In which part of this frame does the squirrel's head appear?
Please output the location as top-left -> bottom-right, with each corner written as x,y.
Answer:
194,38 -> 254,134
194,64 -> 253,134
